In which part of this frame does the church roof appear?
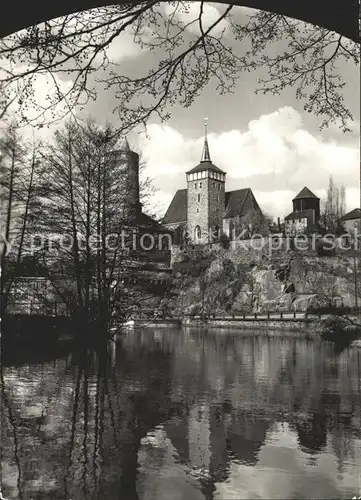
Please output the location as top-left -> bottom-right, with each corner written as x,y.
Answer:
225,188 -> 257,218
162,189 -> 188,224
340,208 -> 361,221
186,161 -> 225,174
293,187 -> 319,200
162,188 -> 259,225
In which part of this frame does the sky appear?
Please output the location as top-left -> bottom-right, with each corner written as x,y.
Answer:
1,2 -> 360,220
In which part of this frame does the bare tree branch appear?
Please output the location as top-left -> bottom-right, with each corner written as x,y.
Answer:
0,2 -> 358,133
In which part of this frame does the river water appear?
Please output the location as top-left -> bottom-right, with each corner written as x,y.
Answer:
1,328 -> 361,499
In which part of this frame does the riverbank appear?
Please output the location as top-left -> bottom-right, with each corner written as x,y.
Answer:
184,318 -> 310,332
132,314 -> 361,345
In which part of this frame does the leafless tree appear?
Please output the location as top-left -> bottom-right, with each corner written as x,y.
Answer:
320,175 -> 346,234
23,119 -> 168,332
0,125 -> 44,314
0,2 -> 358,133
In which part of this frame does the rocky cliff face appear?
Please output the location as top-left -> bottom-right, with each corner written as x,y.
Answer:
236,254 -> 358,312
169,247 -> 359,315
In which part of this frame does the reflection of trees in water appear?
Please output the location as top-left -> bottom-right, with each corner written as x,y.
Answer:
1,340 -> 176,499
295,411 -> 327,453
1,370 -> 24,500
1,331 -> 361,499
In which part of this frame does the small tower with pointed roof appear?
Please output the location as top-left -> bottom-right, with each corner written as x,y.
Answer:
292,187 -> 320,221
186,119 -> 226,243
285,186 -> 320,235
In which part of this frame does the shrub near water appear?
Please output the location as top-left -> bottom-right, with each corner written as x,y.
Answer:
314,314 -> 361,344
307,305 -> 353,316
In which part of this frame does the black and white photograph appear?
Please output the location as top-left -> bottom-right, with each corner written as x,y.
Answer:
0,1 -> 360,499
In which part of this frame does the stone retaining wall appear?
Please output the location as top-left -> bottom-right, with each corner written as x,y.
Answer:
182,318 -> 310,332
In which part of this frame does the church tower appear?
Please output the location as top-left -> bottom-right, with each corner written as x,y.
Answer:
186,120 -> 226,243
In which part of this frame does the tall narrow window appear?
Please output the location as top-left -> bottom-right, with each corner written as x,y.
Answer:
197,194 -> 200,202
195,183 -> 197,189
200,182 -> 202,188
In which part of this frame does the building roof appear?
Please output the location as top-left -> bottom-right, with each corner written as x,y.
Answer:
138,212 -> 160,226
340,208 -> 361,221
162,187 -> 260,225
285,209 -> 316,220
120,136 -> 131,152
186,160 -> 225,175
106,136 -> 135,159
186,122 -> 226,174
162,189 -> 187,224
225,188 -> 257,218
293,187 -> 319,200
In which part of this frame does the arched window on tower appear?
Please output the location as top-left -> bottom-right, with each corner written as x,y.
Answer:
195,225 -> 201,241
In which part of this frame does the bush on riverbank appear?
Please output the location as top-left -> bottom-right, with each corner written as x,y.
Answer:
313,314 -> 361,344
307,305 -> 353,316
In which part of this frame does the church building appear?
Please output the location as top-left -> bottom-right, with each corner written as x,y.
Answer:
162,122 -> 263,243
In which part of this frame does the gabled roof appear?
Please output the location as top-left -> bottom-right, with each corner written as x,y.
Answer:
285,209 -> 315,220
340,208 -> 361,221
162,189 -> 187,224
293,187 -> 319,200
161,187 -> 260,225
224,188 -> 258,218
186,161 -> 225,175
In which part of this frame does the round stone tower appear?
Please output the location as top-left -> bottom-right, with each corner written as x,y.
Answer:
105,137 -> 142,225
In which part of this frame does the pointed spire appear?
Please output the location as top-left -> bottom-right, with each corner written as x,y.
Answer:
201,117 -> 211,162
120,136 -> 131,152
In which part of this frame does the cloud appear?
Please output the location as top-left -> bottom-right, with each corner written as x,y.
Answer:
163,2 -> 230,37
145,190 -> 174,219
138,125 -> 196,176
253,190 -> 296,218
104,30 -> 143,63
137,107 -> 359,218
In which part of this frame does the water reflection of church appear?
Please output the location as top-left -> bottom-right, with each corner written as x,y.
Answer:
2,330 -> 360,500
